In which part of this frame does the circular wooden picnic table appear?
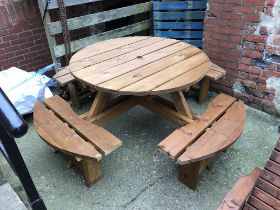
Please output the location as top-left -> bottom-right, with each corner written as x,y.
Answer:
70,36 -> 210,125
70,36 -> 210,95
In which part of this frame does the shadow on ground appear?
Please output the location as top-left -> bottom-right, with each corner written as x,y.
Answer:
0,92 -> 279,210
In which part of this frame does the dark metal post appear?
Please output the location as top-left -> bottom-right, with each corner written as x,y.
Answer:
0,88 -> 47,210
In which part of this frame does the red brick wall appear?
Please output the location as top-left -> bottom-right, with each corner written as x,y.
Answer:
203,0 -> 280,114
0,0 -> 52,72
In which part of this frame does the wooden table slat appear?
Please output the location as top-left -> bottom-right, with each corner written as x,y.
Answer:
71,36 -> 149,63
73,39 -> 181,80
98,46 -> 201,92
120,52 -> 209,95
83,42 -> 192,86
70,37 -> 166,73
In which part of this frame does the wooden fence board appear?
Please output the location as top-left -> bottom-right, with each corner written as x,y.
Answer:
48,2 -> 151,35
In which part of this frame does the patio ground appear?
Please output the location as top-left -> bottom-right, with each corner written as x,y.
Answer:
0,91 -> 279,210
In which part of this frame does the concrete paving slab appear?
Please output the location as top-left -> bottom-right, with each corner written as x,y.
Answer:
0,183 -> 27,210
0,92 -> 279,210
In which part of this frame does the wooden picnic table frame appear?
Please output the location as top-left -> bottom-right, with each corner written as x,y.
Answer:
80,90 -> 196,126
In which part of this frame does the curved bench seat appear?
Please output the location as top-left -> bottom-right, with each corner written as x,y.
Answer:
33,96 -> 122,187
157,93 -> 246,189
178,101 -> 246,165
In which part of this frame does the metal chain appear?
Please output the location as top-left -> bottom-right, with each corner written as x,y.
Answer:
57,0 -> 71,65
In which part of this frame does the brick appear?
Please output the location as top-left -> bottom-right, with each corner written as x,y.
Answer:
272,36 -> 280,45
245,34 -> 267,43
229,35 -> 244,43
11,38 -> 26,46
243,0 -> 266,6
237,71 -> 248,79
0,52 -> 15,61
244,14 -> 261,22
265,45 -> 280,55
269,63 -> 278,71
256,43 -> 265,51
262,70 -> 280,78
223,12 -> 243,20
225,61 -> 239,69
239,64 -> 262,74
242,49 -> 263,59
253,97 -> 262,105
2,34 -> 18,42
240,57 -> 252,65
210,0 -> 242,5
230,21 -> 245,29
261,99 -> 275,108
266,0 -> 276,6
258,77 -> 267,84
243,41 -> 255,50
0,41 -> 10,49
248,74 -> 259,80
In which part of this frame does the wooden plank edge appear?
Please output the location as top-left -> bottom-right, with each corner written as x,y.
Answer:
34,121 -> 102,161
217,167 -> 262,210
48,2 -> 152,35
54,20 -> 152,58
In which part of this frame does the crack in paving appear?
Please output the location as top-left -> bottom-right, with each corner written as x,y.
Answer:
122,174 -> 169,208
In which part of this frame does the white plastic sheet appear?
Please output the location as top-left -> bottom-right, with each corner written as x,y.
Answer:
0,67 -> 53,115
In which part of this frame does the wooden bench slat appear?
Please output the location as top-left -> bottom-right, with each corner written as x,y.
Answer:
43,96 -> 122,155
243,203 -> 257,210
275,139 -> 280,151
247,195 -> 274,210
261,169 -> 280,188
55,73 -> 75,86
217,168 -> 262,210
177,101 -> 245,164
256,178 -> 280,199
53,67 -> 71,79
265,160 -> 280,177
270,150 -> 280,165
157,93 -> 236,159
206,63 -> 226,81
251,187 -> 280,209
33,103 -> 102,161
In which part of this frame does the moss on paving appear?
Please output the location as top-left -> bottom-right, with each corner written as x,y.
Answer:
0,92 -> 279,210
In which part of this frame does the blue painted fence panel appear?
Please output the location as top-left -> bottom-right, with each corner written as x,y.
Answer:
153,1 -> 207,10
152,0 -> 206,48
154,30 -> 203,39
153,11 -> 205,20
154,21 -> 204,30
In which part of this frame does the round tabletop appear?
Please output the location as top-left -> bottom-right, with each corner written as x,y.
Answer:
70,36 -> 210,96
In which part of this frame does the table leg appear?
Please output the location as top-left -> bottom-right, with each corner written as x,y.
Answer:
171,91 -> 193,120
199,77 -> 210,104
86,91 -> 109,120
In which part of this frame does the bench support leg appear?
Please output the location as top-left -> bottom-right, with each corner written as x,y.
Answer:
178,157 -> 213,190
199,77 -> 210,104
68,82 -> 81,109
81,159 -> 102,187
87,91 -> 109,120
68,157 -> 102,187
178,162 -> 201,190
171,91 -> 193,120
